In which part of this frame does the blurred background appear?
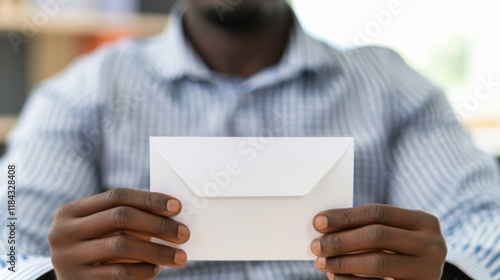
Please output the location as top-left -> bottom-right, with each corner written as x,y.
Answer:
0,0 -> 499,161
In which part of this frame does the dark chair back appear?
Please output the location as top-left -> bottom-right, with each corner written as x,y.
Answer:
0,143 -> 5,157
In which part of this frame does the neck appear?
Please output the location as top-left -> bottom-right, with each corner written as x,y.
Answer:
183,6 -> 292,78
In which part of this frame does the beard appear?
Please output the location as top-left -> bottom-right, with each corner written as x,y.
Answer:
199,1 -> 279,33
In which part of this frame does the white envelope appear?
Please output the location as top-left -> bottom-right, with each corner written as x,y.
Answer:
150,137 -> 354,261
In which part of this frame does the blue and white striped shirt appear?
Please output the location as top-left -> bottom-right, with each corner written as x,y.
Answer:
1,7 -> 500,280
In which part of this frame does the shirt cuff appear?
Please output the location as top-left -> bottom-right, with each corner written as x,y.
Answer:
0,256 -> 53,280
446,249 -> 492,280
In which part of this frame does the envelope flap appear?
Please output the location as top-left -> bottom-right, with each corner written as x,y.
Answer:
151,137 -> 353,197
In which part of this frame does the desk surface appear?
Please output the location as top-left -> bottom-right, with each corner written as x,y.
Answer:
0,5 -> 168,36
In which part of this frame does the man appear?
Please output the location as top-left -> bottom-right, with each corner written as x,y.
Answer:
1,0 -> 499,279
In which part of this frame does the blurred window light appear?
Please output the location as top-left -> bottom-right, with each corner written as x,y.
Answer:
291,0 -> 500,122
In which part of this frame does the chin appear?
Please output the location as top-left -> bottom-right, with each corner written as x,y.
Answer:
188,0 -> 286,31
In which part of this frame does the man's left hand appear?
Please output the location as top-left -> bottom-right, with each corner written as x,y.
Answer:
311,204 -> 447,280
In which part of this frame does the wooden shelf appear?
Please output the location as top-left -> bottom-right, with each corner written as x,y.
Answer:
1,5 -> 169,90
0,6 -> 170,146
0,5 -> 168,36
0,116 -> 18,143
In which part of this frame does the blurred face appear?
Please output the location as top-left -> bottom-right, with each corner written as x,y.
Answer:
185,0 -> 287,31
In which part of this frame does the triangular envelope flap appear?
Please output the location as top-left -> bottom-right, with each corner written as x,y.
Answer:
151,137 -> 353,197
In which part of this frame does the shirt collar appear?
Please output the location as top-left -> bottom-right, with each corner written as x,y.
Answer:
150,3 -> 341,83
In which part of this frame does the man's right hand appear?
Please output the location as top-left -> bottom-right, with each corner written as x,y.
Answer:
48,188 -> 190,280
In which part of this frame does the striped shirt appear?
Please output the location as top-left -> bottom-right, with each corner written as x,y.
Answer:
1,6 -> 500,280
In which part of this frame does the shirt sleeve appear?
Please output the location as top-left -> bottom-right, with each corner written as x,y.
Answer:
0,49 -> 107,279
381,49 -> 500,279
0,253 -> 53,280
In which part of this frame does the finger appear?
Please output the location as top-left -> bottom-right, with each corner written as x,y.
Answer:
331,274 -> 383,280
76,235 -> 187,268
74,206 -> 190,244
316,252 -> 419,279
313,204 -> 439,233
99,232 -> 150,265
311,225 -> 425,257
82,262 -> 162,280
58,188 -> 182,218
102,259 -> 143,264
98,229 -> 154,242
48,220 -> 158,250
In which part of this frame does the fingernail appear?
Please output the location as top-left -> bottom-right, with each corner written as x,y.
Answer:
317,257 -> 326,269
327,272 -> 335,280
314,215 -> 328,230
167,199 -> 181,213
311,239 -> 322,255
174,250 -> 187,265
177,225 -> 190,242
155,265 -> 164,274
